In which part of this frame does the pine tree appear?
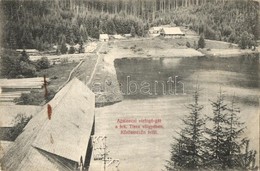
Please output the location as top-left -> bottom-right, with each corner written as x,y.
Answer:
224,96 -> 245,169
166,87 -> 205,170
205,90 -> 229,169
60,38 -> 68,54
198,34 -> 205,49
9,31 -> 17,49
107,19 -> 116,35
66,26 -> 75,45
130,25 -> 136,37
78,36 -> 85,53
236,139 -> 258,170
79,24 -> 88,41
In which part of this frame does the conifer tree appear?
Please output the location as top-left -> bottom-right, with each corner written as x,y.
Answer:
198,34 -> 205,49
60,39 -> 68,54
78,36 -> 85,53
205,90 -> 229,169
79,24 -> 88,41
224,96 -> 245,169
166,87 -> 205,170
130,25 -> 136,37
236,139 -> 258,170
9,31 -> 17,49
107,19 -> 116,35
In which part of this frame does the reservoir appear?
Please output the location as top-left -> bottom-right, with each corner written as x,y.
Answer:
95,54 -> 259,171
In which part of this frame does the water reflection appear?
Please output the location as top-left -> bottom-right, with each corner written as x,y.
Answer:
114,54 -> 259,99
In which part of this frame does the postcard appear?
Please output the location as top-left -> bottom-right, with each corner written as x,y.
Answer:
0,0 -> 259,171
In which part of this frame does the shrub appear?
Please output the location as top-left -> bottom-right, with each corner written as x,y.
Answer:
239,31 -> 255,49
68,46 -> 75,54
186,41 -> 191,48
36,57 -> 50,69
60,57 -> 69,64
78,44 -> 85,53
7,114 -> 32,140
14,89 -> 56,105
19,61 -> 36,78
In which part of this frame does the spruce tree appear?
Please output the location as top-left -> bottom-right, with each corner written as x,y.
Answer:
236,139 -> 258,170
130,25 -> 136,37
9,31 -> 17,49
107,19 -> 116,35
205,90 -> 229,169
60,35 -> 68,54
79,24 -> 88,42
78,36 -> 85,53
166,87 -> 205,170
198,35 -> 205,49
60,42 -> 68,54
224,96 -> 245,169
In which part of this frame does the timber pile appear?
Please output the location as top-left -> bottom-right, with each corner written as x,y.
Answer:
0,77 -> 49,89
0,77 -> 50,103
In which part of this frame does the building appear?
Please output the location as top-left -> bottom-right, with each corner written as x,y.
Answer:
124,34 -> 132,38
112,35 -> 125,40
16,49 -> 39,56
99,34 -> 109,42
161,27 -> 185,38
0,78 -> 95,171
149,27 -> 163,37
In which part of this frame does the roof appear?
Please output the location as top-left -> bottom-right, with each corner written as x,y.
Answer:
162,27 -> 185,35
16,49 -> 39,53
0,105 -> 42,127
150,27 -> 162,31
0,141 -> 14,159
0,78 -> 95,171
113,35 -> 125,39
124,34 -> 132,37
99,34 -> 109,40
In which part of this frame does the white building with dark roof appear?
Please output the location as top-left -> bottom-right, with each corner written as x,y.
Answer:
161,27 -> 185,38
99,34 -> 109,42
149,27 -> 163,37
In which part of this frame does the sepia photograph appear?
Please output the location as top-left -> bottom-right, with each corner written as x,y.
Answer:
0,0 -> 259,171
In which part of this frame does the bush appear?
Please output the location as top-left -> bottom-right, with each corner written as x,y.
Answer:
14,89 -> 56,105
78,44 -> 85,53
60,57 -> 69,64
19,61 -> 36,78
7,114 -> 32,140
36,57 -> 50,69
239,31 -> 255,49
68,46 -> 75,54
186,41 -> 191,48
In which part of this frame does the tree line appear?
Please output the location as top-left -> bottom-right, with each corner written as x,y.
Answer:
0,49 -> 50,78
166,88 -> 258,171
0,0 -> 258,50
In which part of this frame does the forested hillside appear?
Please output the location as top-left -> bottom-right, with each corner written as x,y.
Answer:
0,0 -> 259,50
